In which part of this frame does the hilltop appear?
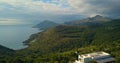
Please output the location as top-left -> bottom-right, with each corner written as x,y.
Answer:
64,15 -> 111,26
33,20 -> 60,30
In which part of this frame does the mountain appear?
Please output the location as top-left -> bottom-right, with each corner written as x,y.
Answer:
64,15 -> 111,26
23,19 -> 120,54
0,18 -> 120,63
33,20 -> 60,30
14,19 -> 120,63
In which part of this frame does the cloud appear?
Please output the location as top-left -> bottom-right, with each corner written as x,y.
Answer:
67,0 -> 120,17
0,0 -> 120,15
0,0 -> 120,25
0,19 -> 29,25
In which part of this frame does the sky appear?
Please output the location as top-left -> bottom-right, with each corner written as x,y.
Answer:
0,0 -> 120,25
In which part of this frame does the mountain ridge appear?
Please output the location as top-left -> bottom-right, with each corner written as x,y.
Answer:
64,15 -> 111,26
33,20 -> 60,30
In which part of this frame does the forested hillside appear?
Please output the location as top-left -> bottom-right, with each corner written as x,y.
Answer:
0,19 -> 120,63
0,45 -> 14,56
12,19 -> 120,63
0,45 -> 14,63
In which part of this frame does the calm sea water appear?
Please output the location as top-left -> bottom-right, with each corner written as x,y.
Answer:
0,25 -> 40,50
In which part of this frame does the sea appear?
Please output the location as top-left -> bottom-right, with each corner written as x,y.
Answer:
0,25 -> 40,50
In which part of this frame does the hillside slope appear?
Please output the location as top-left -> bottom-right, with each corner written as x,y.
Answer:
0,45 -> 14,56
64,15 -> 111,26
1,19 -> 119,63
23,19 -> 120,54
33,20 -> 59,30
0,18 -> 119,63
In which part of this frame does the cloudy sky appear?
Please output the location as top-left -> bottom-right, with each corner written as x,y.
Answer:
0,0 -> 120,25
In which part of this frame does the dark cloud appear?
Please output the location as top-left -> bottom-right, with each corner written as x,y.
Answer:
87,0 -> 120,18
0,0 -> 120,25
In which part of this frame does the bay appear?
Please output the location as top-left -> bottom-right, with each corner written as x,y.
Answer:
0,25 -> 40,50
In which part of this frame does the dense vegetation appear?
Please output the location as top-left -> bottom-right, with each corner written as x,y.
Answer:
0,19 -> 120,63
0,45 -> 14,63
0,45 -> 14,55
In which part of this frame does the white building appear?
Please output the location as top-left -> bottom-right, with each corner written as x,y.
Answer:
75,52 -> 115,63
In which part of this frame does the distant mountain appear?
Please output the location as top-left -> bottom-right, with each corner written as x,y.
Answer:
64,15 -> 112,26
33,20 -> 60,30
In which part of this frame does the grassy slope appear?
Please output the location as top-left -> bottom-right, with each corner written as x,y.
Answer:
14,19 -> 120,63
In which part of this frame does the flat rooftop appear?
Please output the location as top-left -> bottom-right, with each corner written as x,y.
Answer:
78,52 -> 115,63
80,52 -> 110,58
